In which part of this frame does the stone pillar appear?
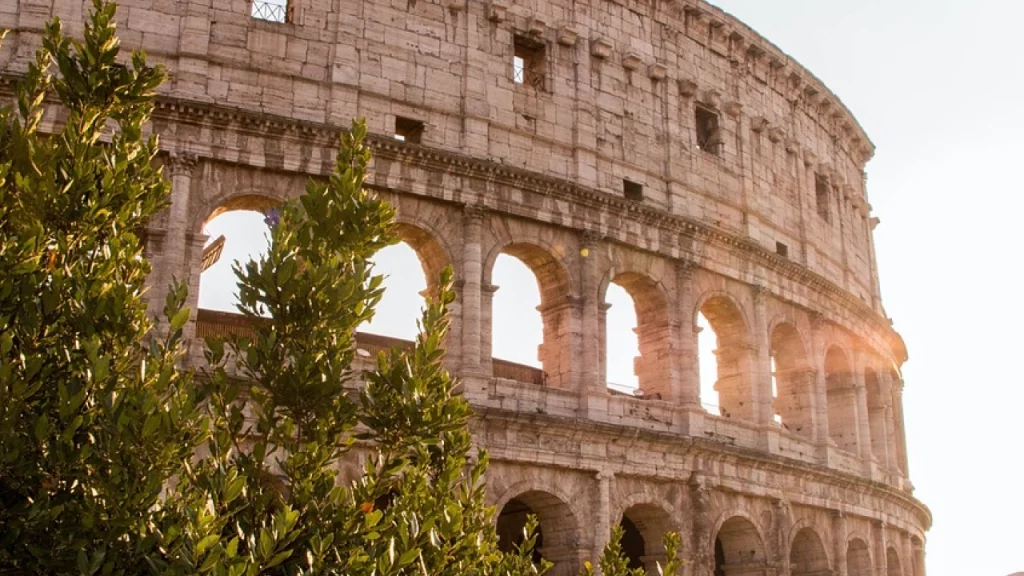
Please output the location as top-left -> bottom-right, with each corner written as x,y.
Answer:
593,471 -> 614,570
751,285 -> 775,427
164,153 -> 199,287
689,473 -> 713,576
480,283 -> 498,377
598,302 -> 610,388
809,314 -> 830,456
580,231 -> 603,395
460,205 -> 486,376
852,360 -> 873,466
873,521 -> 888,576
832,511 -> 848,576
912,538 -> 926,576
181,232 -> 208,356
772,500 -> 792,576
901,532 -> 914,576
877,370 -> 898,472
676,262 -> 701,407
893,378 -> 911,478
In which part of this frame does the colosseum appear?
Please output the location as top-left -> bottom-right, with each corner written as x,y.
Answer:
1,0 -> 931,574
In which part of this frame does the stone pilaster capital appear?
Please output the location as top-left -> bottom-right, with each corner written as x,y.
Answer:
676,259 -> 699,281
809,311 -> 827,331
463,203 -> 488,222
166,152 -> 199,177
751,282 -> 770,305
595,470 -> 615,481
581,229 -> 604,248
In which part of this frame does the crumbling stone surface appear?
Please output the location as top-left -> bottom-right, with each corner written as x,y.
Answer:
0,1 -> 929,574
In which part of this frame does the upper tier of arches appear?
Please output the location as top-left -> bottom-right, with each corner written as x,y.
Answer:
180,180 -> 911,490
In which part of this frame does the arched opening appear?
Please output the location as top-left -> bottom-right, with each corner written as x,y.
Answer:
194,201 -> 451,359
195,203 -> 276,343
605,282 -> 639,394
770,323 -> 814,438
697,297 -> 754,422
789,528 -> 830,575
846,538 -> 872,576
604,273 -> 672,399
359,223 -> 451,348
713,517 -> 766,575
359,242 -> 426,341
198,204 -> 275,314
490,244 -> 572,389
825,347 -> 859,454
865,368 -> 889,465
887,547 -> 902,576
496,497 -> 544,565
496,491 -> 580,576
620,504 -> 673,574
620,516 -> 645,571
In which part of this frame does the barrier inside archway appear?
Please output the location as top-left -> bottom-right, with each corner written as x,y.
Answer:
789,528 -> 830,575
847,538 -> 872,576
495,490 -> 580,576
713,516 -> 766,576
620,504 -> 673,574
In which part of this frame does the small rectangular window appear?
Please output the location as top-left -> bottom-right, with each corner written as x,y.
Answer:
776,242 -> 789,258
815,174 -> 831,222
252,0 -> 291,23
623,179 -> 643,202
394,116 -> 425,144
513,35 -> 546,90
695,105 -> 722,155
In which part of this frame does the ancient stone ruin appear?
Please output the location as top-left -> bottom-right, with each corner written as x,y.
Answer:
0,0 -> 930,574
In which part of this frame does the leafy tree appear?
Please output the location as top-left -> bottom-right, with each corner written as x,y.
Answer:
0,2 -> 548,575
0,3 -> 681,575
0,2 -> 208,572
580,528 -> 684,576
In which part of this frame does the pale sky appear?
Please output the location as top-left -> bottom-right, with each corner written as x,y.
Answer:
198,2 -> 1024,574
705,1 -> 1024,575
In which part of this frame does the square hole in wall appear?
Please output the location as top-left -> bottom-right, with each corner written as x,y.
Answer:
776,241 -> 789,258
394,116 -> 425,144
623,179 -> 643,202
513,35 -> 546,90
695,104 -> 722,155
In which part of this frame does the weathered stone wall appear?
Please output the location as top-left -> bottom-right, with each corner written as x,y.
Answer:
0,1 -> 929,575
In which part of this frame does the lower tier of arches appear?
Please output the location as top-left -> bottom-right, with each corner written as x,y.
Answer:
463,409 -> 929,576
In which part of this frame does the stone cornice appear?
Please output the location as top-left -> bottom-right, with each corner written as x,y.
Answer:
475,406 -> 933,530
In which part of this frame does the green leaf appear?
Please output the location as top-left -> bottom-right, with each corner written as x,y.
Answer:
196,534 -> 219,557
170,306 -> 191,331
265,550 -> 292,569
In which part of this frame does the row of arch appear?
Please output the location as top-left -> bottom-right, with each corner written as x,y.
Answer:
181,179 -> 907,475
494,487 -> 924,576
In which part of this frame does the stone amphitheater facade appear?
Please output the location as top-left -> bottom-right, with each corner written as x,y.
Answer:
1,0 -> 930,575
